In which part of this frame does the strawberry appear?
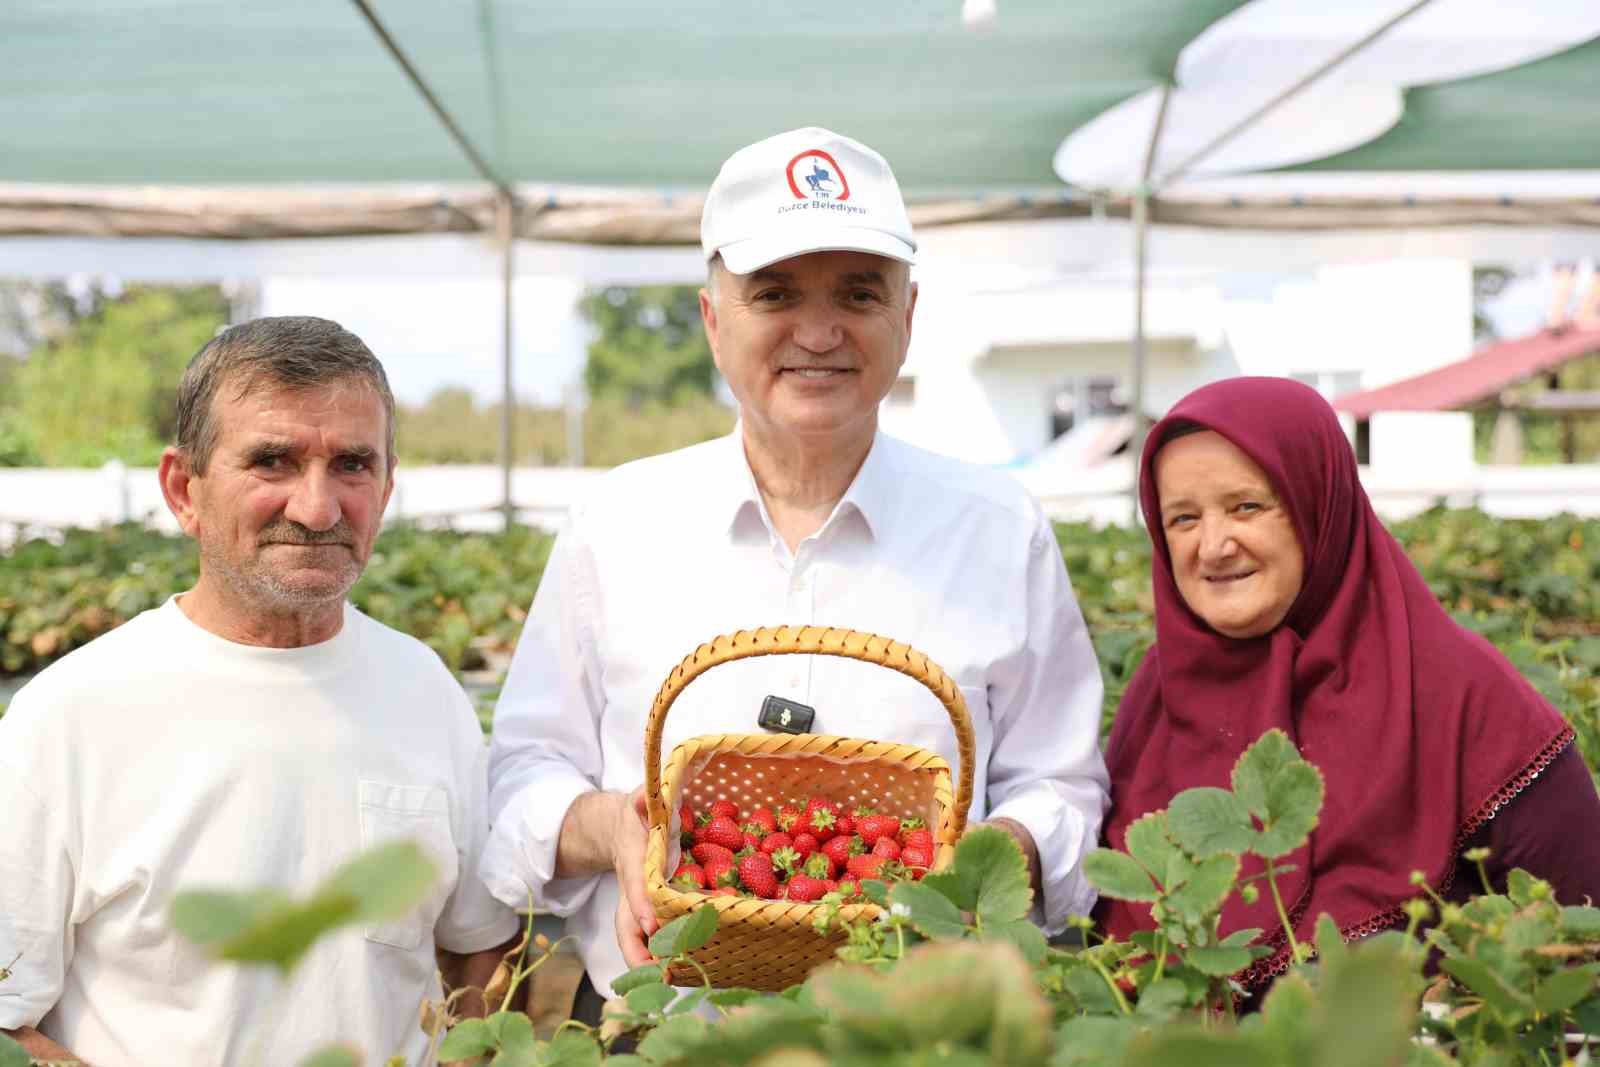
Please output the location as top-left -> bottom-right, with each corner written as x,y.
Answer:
846,853 -> 890,880
702,816 -> 745,851
671,862 -> 706,890
900,845 -> 933,874
823,879 -> 839,893
747,806 -> 777,834
853,805 -> 878,817
872,836 -> 901,860
738,852 -> 780,899
792,832 -> 820,859
678,802 -> 697,831
759,832 -> 794,856
690,842 -> 735,868
902,828 -> 935,853
692,822 -> 710,845
803,852 -> 836,880
821,834 -> 865,869
856,814 -> 901,847
709,799 -> 741,822
833,813 -> 855,838
703,856 -> 737,889
785,875 -> 828,902
803,795 -> 832,816
837,876 -> 860,898
900,815 -> 927,831
777,806 -> 802,833
711,886 -> 740,897
742,831 -> 763,851
804,808 -> 837,837
770,846 -> 802,877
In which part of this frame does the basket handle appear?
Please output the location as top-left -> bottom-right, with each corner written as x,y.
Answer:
643,625 -> 975,833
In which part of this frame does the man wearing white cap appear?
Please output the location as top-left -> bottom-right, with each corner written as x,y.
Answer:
482,128 -> 1109,1018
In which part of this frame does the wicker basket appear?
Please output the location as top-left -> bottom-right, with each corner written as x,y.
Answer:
642,625 -> 974,991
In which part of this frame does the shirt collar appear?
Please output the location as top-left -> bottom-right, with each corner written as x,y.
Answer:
718,427 -> 896,545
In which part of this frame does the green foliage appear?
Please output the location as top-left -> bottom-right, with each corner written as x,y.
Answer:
170,840 -> 435,974
8,284 -> 227,466
580,285 -> 715,408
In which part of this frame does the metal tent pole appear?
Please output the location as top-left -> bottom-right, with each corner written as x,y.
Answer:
497,189 -> 516,530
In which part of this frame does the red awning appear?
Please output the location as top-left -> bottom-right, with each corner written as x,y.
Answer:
1334,325 -> 1600,419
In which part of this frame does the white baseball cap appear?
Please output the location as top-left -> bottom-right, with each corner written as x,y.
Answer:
700,127 -> 917,275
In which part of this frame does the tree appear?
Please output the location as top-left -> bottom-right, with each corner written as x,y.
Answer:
12,285 -> 228,466
580,285 -> 716,407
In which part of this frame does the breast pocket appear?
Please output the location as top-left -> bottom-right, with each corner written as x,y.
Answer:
358,780 -> 460,951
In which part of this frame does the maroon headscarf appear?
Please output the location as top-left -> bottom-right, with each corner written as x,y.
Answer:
1100,377 -> 1573,985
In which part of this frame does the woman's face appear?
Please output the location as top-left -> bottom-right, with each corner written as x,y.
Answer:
1154,429 -> 1306,640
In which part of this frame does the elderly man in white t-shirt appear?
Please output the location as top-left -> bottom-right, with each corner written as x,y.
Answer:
482,128 -> 1110,1020
0,317 -> 520,1064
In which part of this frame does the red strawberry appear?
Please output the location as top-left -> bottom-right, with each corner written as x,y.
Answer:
709,799 -> 741,822
703,816 -> 745,851
872,836 -> 901,860
823,879 -> 839,893
792,832 -> 820,859
692,822 -> 710,845
902,828 -> 935,853
803,852 -> 836,880
770,846 -> 802,877
785,875 -> 828,902
711,886 -> 740,897
759,832 -> 794,856
846,853 -> 890,880
678,802 -> 697,830
857,815 -> 901,847
747,806 -> 777,834
804,808 -> 837,837
833,814 -> 855,838
671,862 -> 706,890
690,842 -> 735,868
803,795 -> 832,816
738,852 -> 780,899
900,845 -> 933,875
777,806 -> 802,833
742,831 -> 763,851
822,834 -> 865,869
703,856 -> 737,889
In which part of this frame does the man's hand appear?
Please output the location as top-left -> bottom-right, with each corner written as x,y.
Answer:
973,817 -> 1043,900
611,787 -> 657,967
554,787 -> 659,968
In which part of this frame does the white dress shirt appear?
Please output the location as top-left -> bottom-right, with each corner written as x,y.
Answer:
482,430 -> 1109,996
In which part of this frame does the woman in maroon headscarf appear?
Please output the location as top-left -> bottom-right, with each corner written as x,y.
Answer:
1100,376 -> 1600,989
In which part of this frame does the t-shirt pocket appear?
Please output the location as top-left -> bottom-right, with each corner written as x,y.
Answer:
358,779 -> 460,951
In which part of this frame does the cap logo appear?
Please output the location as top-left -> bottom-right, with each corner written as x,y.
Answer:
786,149 -> 850,202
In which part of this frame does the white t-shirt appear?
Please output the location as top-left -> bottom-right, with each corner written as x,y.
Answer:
483,430 -> 1109,998
0,598 -> 519,1066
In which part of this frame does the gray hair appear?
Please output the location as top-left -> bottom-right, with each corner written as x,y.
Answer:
174,316 -> 396,475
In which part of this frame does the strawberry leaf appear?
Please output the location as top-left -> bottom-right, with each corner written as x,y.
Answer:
0,1036 -> 28,1067
648,904 -> 719,958
1167,787 -> 1255,858
1123,811 -> 1179,891
1083,849 -> 1160,903
610,962 -> 666,995
890,881 -> 969,940
435,1018 -> 495,1060
982,917 -> 1049,964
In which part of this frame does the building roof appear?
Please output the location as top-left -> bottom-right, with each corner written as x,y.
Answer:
1333,324 -> 1600,418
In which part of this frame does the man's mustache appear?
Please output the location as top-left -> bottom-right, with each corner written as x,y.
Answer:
257,520 -> 355,546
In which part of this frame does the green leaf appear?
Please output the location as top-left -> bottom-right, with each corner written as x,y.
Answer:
1134,977 -> 1192,1020
708,988 -> 762,1009
1442,957 -> 1533,1022
1123,1030 -> 1276,1067
1167,787 -> 1255,858
537,1029 -> 601,1067
0,1035 -> 27,1067
1314,914 -> 1348,967
1185,945 -> 1255,977
632,1013 -> 710,1063
206,892 -> 359,972
169,888 -> 293,946
1506,867 -> 1538,907
1062,966 -> 1120,1015
959,827 -> 1034,925
1221,927 -> 1264,948
1562,905 -> 1600,940
297,1048 -> 362,1067
1166,854 -> 1240,924
1253,763 -> 1324,859
1259,971 -> 1315,1061
625,981 -> 678,1015
667,985 -> 710,1016
1123,811 -> 1179,891
1313,942 -> 1423,1067
1532,963 -> 1599,1015
983,918 -> 1049,965
648,904 -> 718,958
609,962 -> 666,996
319,839 -> 438,923
859,878 -> 891,907
890,881 -> 969,940
437,1018 -> 496,1060
488,1010 -> 538,1067
1083,848 -> 1160,903
1051,1017 -> 1137,1066
1230,728 -> 1300,818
